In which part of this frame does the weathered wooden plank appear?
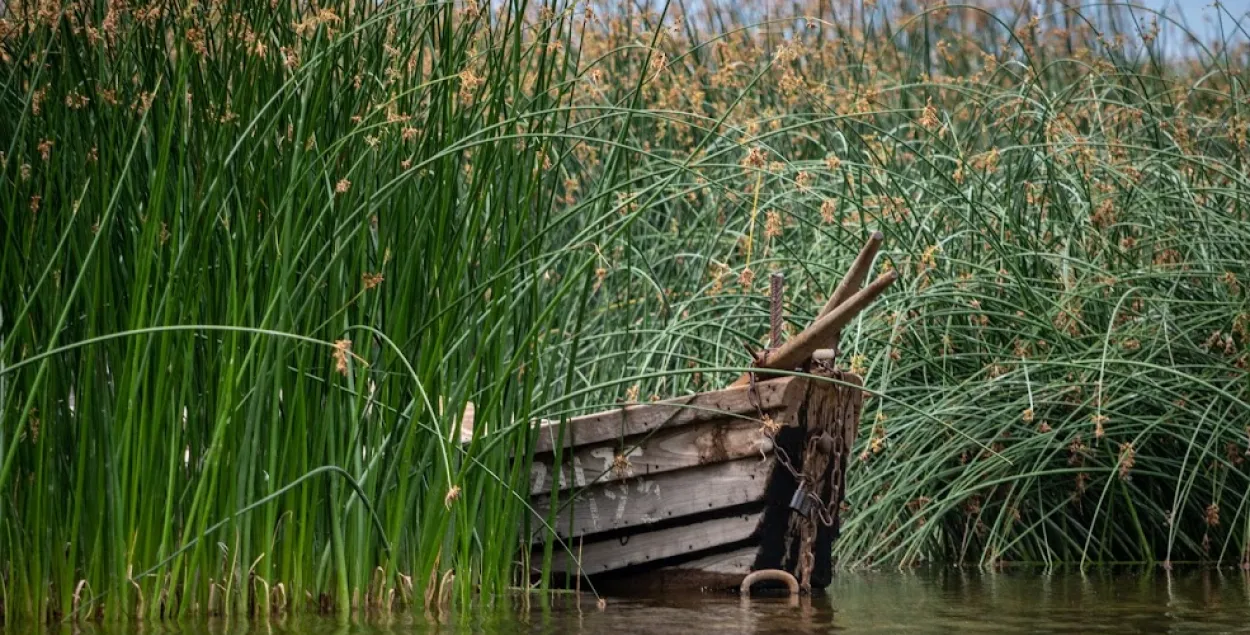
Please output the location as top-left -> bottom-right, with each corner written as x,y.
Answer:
533,377 -> 800,454
548,512 -> 763,575
592,545 -> 760,593
664,545 -> 757,575
531,457 -> 773,539
529,416 -> 779,495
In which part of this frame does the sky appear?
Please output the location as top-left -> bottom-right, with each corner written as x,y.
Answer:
1084,1 -> 1249,51
1135,0 -> 1250,24
1132,1 -> 1249,30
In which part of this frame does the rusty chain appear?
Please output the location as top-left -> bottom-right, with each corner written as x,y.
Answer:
747,367 -> 846,530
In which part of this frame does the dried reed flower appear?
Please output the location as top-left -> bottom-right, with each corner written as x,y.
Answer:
763,210 -> 783,238
1068,434 -> 1087,466
918,97 -> 940,131
458,69 -> 483,104
869,422 -> 886,453
741,147 -> 767,169
1117,442 -> 1135,479
611,453 -> 632,476
185,28 -> 208,56
773,41 -> 802,64
31,87 -> 46,116
280,46 -> 300,69
332,339 -> 352,376
759,414 -> 782,436
738,266 -> 755,291
1222,271 -> 1240,296
1092,198 -> 1116,229
820,199 -> 836,224
707,261 -> 730,295
647,51 -> 667,74
1205,503 -> 1220,527
795,171 -> 814,191
1091,414 -> 1107,439
1070,472 -> 1090,497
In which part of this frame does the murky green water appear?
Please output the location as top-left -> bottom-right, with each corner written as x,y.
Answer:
10,570 -> 1250,634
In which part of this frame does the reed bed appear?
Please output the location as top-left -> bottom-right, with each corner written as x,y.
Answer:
3,0 -> 1249,624
558,0 -> 1250,571
1,0 -> 609,622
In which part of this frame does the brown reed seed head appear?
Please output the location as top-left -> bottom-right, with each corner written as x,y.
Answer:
332,339 -> 352,376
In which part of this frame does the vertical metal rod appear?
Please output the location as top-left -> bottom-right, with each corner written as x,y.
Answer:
769,272 -> 784,349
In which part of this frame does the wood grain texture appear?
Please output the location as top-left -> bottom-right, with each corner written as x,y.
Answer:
548,512 -> 763,575
663,545 -> 758,575
533,377 -> 801,454
819,231 -> 883,318
531,457 -> 773,539
529,417 -> 778,495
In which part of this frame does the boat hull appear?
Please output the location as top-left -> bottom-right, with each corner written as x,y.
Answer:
528,369 -> 862,592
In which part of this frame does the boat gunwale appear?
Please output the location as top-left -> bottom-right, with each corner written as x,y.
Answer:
531,376 -> 808,455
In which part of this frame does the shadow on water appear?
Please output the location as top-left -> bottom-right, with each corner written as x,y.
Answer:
10,568 -> 1250,634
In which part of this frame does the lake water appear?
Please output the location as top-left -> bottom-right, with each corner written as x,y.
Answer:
13,569 -> 1250,634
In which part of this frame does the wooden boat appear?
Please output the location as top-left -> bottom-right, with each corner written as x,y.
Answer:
526,234 -> 894,594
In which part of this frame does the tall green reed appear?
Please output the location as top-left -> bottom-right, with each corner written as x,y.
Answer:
0,0 -> 625,622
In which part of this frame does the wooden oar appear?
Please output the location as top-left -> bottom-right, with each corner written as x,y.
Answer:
729,233 -> 891,387
819,231 -> 883,319
730,270 -> 896,386
810,230 -> 884,353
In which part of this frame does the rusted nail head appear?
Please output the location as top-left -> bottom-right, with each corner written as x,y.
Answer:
816,432 -> 834,455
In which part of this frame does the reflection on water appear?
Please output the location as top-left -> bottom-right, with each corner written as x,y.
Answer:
14,569 -> 1250,634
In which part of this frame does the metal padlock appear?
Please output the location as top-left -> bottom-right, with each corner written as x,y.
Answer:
789,482 -> 814,518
